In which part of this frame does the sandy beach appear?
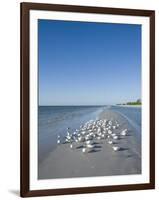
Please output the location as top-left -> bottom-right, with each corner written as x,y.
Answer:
38,108 -> 141,180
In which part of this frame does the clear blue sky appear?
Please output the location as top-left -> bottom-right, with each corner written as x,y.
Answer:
38,19 -> 141,106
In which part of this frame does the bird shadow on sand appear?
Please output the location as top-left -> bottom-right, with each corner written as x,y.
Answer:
92,142 -> 102,145
94,145 -> 102,148
108,141 -> 118,145
88,149 -> 101,153
126,154 -> 133,158
76,145 -> 84,149
62,141 -> 69,144
115,137 -> 123,140
118,147 -> 129,151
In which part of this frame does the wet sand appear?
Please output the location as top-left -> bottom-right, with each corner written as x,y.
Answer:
38,109 -> 141,179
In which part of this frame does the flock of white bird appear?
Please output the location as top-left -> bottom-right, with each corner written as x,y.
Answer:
57,119 -> 128,153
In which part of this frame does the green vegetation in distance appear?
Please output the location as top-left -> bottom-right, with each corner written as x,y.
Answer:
117,99 -> 141,105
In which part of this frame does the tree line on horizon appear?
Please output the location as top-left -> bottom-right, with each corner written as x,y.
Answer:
117,99 -> 141,105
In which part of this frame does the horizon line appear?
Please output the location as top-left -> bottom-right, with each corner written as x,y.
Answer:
39,104 -> 112,106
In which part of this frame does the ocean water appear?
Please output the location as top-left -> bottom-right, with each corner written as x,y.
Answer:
111,106 -> 141,138
38,106 -> 105,163
38,105 -> 141,163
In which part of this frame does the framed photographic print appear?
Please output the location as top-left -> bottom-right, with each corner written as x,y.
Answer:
20,2 -> 155,197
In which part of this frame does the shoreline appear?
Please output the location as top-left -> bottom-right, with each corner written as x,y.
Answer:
38,108 -> 141,180
115,105 -> 141,108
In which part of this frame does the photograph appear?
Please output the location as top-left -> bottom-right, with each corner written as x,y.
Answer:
21,3 -> 155,196
38,19 -> 142,180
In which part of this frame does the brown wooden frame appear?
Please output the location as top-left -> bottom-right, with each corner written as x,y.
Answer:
20,2 -> 155,197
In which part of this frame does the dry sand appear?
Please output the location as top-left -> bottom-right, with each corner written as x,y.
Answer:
38,109 -> 141,179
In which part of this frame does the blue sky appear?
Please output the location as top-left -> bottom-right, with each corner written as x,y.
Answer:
38,19 -> 141,106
